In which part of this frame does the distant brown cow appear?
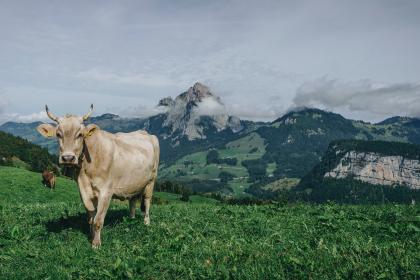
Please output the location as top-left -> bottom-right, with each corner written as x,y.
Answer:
42,171 -> 56,189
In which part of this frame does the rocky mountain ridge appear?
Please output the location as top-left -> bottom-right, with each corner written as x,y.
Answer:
292,139 -> 420,203
325,151 -> 420,189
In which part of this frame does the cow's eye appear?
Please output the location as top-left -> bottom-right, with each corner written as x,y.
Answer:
77,133 -> 83,139
56,132 -> 63,138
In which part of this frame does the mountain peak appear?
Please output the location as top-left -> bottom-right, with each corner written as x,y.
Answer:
272,107 -> 328,123
376,116 -> 413,125
157,82 -> 242,140
158,82 -> 217,108
177,82 -> 217,104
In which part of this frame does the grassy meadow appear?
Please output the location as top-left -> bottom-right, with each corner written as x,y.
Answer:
158,132 -> 273,196
0,166 -> 419,279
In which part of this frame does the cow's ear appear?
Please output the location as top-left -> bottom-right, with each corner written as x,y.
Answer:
84,124 -> 98,138
37,124 -> 57,138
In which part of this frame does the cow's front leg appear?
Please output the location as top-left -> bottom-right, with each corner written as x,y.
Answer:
78,174 -> 96,239
92,192 -> 112,249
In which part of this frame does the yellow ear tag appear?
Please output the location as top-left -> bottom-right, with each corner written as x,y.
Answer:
86,129 -> 96,138
47,131 -> 55,137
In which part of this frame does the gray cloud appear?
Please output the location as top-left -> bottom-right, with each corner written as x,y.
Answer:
114,104 -> 168,119
1,0 -> 420,123
292,78 -> 420,121
0,94 -> 8,114
0,93 -> 11,123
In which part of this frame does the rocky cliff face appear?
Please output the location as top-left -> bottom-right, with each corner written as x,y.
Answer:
157,82 -> 243,140
325,151 -> 420,189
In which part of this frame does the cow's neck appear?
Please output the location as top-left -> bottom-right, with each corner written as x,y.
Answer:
80,131 -> 110,176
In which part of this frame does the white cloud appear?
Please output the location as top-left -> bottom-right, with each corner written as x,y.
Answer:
226,102 -> 286,121
116,104 -> 168,118
0,111 -> 48,124
292,77 -> 420,121
195,98 -> 227,116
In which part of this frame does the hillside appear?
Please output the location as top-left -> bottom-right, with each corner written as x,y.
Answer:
295,140 -> 420,203
0,131 -> 57,172
0,121 -> 59,153
0,166 -> 419,279
158,108 -> 420,196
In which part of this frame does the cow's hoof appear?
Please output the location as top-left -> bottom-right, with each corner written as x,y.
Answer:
144,217 -> 150,226
91,240 -> 101,249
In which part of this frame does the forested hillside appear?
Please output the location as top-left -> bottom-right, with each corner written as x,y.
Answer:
0,131 -> 57,172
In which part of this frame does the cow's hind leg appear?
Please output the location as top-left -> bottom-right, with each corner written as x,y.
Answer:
129,197 -> 138,218
142,180 -> 155,226
143,197 -> 151,225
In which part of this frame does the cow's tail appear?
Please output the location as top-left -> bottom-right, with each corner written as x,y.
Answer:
140,135 -> 160,213
151,135 -> 160,177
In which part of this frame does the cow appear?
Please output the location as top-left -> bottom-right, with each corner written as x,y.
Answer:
42,170 -> 56,189
36,105 -> 160,248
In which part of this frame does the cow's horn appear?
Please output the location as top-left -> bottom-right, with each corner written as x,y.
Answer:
82,104 -> 94,121
45,105 -> 59,123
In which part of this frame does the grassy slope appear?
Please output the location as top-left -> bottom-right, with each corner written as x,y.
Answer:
0,166 -> 419,279
0,166 -> 79,204
159,132 -> 269,196
262,178 -> 301,191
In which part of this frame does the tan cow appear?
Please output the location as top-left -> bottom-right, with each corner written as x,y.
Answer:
36,105 -> 159,248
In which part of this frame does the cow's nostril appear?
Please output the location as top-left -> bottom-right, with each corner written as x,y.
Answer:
61,155 -> 76,163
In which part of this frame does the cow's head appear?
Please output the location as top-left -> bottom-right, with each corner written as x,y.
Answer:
36,105 -> 98,166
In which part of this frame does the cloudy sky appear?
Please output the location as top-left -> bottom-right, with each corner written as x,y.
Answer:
0,0 -> 419,124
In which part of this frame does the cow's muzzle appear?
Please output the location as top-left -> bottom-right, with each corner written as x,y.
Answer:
60,154 -> 77,165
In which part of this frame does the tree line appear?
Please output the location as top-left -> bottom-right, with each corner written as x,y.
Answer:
0,131 -> 58,173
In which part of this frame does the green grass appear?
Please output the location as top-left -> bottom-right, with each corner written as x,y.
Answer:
0,166 -> 79,204
266,162 -> 277,176
154,193 -> 219,204
0,166 -> 419,279
226,180 -> 252,197
158,149 -> 250,184
353,121 -> 409,143
158,132 -> 266,190
9,156 -> 31,170
263,178 -> 301,191
224,132 -> 266,154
